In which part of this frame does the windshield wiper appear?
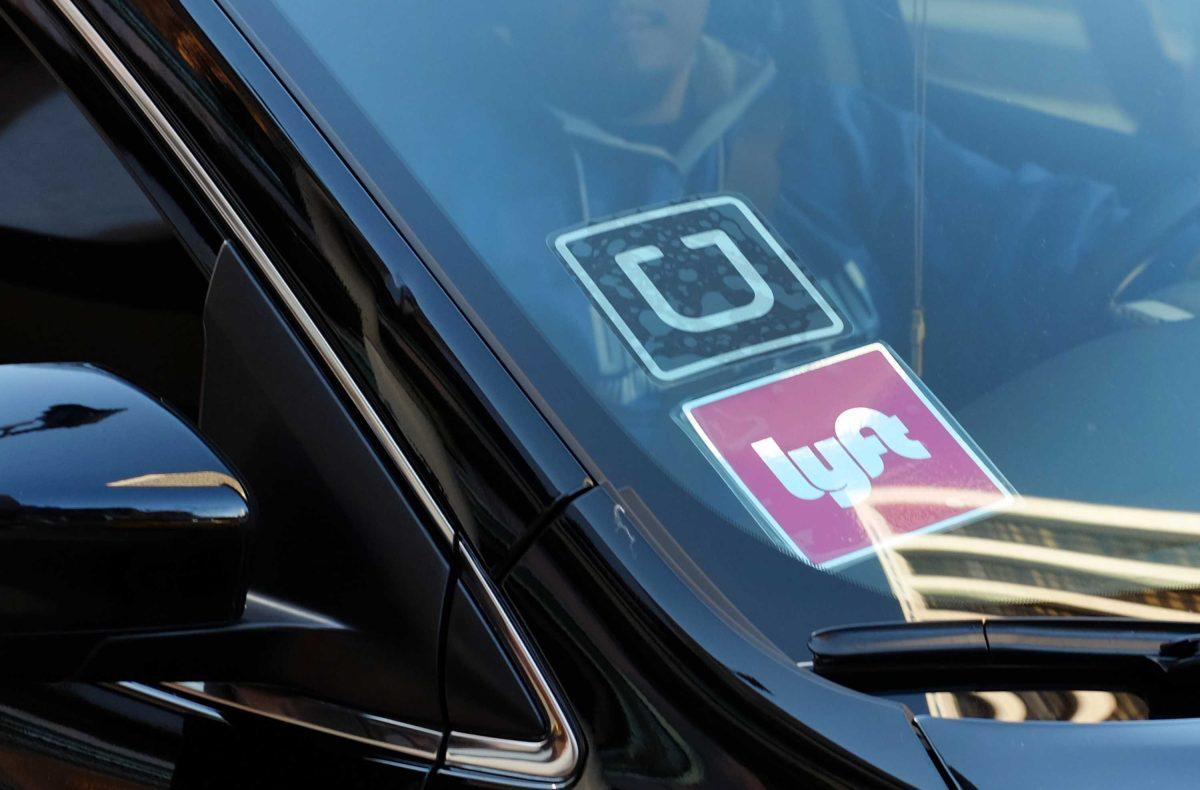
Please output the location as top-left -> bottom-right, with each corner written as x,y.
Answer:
808,618 -> 1200,696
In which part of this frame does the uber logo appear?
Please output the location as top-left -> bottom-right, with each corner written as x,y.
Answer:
554,196 -> 845,381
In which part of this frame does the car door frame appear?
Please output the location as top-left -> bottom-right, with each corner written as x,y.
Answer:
0,0 -> 586,785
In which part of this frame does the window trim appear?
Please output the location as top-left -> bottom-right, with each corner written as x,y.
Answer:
46,0 -> 580,784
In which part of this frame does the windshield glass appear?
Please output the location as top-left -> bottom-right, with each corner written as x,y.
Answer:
226,0 -> 1200,720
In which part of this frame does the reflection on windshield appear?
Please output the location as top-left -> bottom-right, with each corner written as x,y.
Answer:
855,489 -> 1200,720
236,0 -> 1200,698
862,490 -> 1200,621
929,689 -> 1149,723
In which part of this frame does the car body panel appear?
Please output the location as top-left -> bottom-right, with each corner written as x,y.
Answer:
76,0 -> 589,572
0,0 -> 966,785
200,242 -> 449,729
918,715 -> 1200,790
501,486 -> 948,788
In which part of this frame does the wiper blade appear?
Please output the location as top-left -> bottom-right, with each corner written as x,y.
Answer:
809,618 -> 1200,693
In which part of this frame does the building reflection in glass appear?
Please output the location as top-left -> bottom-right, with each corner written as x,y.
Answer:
849,487 -> 1200,722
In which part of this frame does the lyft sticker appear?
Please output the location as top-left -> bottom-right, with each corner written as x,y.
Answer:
683,344 -> 1012,567
553,195 -> 845,381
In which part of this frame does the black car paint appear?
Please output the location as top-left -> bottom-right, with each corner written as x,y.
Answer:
0,0 -> 958,786
202,241 -> 545,742
917,715 -> 1200,788
499,486 -> 947,787
0,363 -> 249,634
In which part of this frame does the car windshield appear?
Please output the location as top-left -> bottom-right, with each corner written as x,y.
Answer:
226,0 -> 1200,718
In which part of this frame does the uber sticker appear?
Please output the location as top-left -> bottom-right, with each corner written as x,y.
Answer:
683,344 -> 1012,568
553,195 -> 845,381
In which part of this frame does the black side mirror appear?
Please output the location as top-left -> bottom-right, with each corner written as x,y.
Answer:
0,364 -> 348,684
0,363 -> 250,633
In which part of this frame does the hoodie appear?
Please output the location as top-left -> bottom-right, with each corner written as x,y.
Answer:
403,35 -> 1178,412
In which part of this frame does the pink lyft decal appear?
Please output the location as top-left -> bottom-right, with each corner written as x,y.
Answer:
683,344 -> 1012,568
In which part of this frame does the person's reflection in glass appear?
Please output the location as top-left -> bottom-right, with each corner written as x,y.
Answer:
419,0 -> 1200,409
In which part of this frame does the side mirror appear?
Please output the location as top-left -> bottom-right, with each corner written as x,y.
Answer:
0,364 -> 350,685
0,363 -> 250,633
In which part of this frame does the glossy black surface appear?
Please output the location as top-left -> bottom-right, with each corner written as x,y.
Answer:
0,362 -> 249,632
200,243 -> 447,729
0,596 -> 339,682
0,682 -> 424,788
918,716 -> 1200,790
500,486 -> 945,788
444,578 -> 545,742
809,619 -> 1200,711
0,3 -> 435,784
0,0 -> 946,784
0,0 -> 1037,785
0,2 -> 223,272
88,0 -> 588,575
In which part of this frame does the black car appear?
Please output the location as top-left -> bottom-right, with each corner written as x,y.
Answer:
4,0 -> 1200,787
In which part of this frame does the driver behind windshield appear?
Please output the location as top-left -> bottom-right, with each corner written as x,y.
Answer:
402,0 -> 1199,408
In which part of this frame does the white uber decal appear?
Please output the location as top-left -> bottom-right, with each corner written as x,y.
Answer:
554,195 -> 844,381
614,229 -> 775,332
